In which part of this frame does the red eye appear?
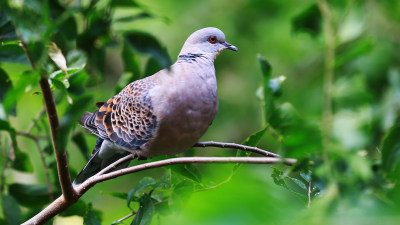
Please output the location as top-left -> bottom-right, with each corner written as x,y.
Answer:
209,36 -> 217,43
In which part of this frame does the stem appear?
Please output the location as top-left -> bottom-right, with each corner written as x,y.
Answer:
318,0 -> 336,181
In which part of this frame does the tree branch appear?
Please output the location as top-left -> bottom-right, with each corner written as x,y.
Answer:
194,141 -> 281,158
23,155 -> 296,225
16,29 -> 76,201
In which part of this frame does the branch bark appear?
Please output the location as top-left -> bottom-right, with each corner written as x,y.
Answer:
23,154 -> 296,225
16,29 -> 76,201
194,141 -> 281,157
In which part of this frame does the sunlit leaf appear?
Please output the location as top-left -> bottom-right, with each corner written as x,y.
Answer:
131,194 -> 154,225
48,42 -> 68,74
2,194 -> 22,225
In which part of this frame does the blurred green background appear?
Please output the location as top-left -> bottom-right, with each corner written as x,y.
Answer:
1,0 -> 400,224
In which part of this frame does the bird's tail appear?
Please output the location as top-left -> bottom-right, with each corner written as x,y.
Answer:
72,138 -> 131,187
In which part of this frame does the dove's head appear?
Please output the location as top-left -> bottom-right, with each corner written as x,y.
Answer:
179,27 -> 238,60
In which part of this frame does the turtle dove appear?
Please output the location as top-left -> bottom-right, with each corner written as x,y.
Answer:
73,27 -> 238,186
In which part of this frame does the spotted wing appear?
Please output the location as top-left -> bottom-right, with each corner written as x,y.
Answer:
82,79 -> 158,150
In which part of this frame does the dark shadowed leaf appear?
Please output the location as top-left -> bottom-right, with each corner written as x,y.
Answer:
101,191 -> 128,200
2,194 -> 22,225
0,44 -> 28,64
0,119 -> 33,172
57,94 -> 93,152
125,32 -> 172,69
381,125 -> 400,181
13,150 -> 34,172
154,169 -> 172,190
8,183 -> 57,208
292,3 -> 322,36
72,132 -> 90,160
170,163 -> 201,183
131,194 -> 154,225
111,0 -> 140,7
84,203 -> 101,225
144,57 -> 162,77
127,177 -> 156,208
115,12 -> 152,23
60,200 -> 87,217
0,11 -> 17,41
0,68 -> 11,103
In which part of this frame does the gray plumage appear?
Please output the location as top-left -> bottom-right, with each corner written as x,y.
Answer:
73,27 -> 238,186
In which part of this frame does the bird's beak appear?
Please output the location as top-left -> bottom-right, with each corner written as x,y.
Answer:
223,42 -> 239,52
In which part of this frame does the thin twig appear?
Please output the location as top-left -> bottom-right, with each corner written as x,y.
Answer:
17,132 -> 48,140
194,141 -> 281,158
16,132 -> 54,201
26,107 -> 46,134
117,211 -> 137,223
307,180 -> 311,208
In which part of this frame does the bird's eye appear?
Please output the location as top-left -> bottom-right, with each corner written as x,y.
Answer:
209,36 -> 217,44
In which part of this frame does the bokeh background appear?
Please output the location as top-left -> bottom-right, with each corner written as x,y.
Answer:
1,0 -> 400,224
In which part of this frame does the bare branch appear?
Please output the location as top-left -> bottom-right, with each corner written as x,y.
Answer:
80,157 -> 296,188
194,141 -> 281,158
16,28 -> 76,201
117,211 -> 137,223
23,155 -> 296,225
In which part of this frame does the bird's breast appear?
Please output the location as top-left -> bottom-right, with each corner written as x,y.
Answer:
141,63 -> 218,157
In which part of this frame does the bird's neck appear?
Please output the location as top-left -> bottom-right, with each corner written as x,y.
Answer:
177,51 -> 214,64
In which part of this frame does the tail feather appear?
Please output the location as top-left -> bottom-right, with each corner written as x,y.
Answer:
73,138 -> 131,187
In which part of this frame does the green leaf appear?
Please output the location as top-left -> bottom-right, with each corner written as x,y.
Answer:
1,194 -> 22,225
127,177 -> 156,208
111,0 -> 140,8
0,119 -> 33,172
0,44 -> 28,64
271,167 -> 288,189
335,38 -> 374,68
84,203 -> 101,225
100,191 -> 128,200
131,194 -> 154,225
13,150 -> 34,172
0,11 -> 17,41
122,41 -> 141,76
8,183 -> 57,208
125,32 -> 172,69
60,199 -> 87,217
235,128 -> 267,159
170,163 -> 201,183
0,68 -> 11,103
154,169 -> 172,191
381,125 -> 400,181
300,171 -> 312,183
72,132 -> 90,160
291,3 -> 322,37
168,180 -> 194,212
57,94 -> 93,152
257,55 -> 275,124
3,70 -> 40,116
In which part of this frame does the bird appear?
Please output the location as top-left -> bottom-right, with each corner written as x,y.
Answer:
73,27 -> 238,186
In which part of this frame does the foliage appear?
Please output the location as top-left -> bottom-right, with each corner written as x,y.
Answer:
1,0 -> 400,224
